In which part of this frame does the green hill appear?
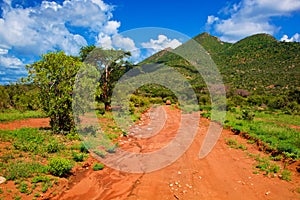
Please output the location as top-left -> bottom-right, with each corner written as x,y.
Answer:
138,32 -> 300,113
141,32 -> 300,93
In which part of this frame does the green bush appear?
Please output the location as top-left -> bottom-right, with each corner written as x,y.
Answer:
48,157 -> 72,177
241,109 -> 255,121
92,163 -> 104,171
72,152 -> 85,162
46,140 -> 61,153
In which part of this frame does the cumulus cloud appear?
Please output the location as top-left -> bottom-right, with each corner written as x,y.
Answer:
281,33 -> 300,42
141,35 -> 182,53
207,0 -> 300,42
0,0 -> 123,84
0,0 -> 120,56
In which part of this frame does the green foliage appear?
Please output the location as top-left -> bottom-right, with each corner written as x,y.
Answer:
0,110 -> 45,122
72,152 -> 86,162
26,51 -> 82,133
48,157 -> 73,177
83,48 -> 132,111
79,45 -> 96,61
225,138 -> 247,150
4,128 -> 64,155
141,32 -> 300,112
0,84 -> 40,112
225,110 -> 300,159
241,109 -> 255,121
254,155 -> 281,175
19,182 -> 29,194
31,175 -> 50,184
79,142 -> 89,153
4,161 -> 47,180
280,169 -> 292,181
92,163 -> 104,171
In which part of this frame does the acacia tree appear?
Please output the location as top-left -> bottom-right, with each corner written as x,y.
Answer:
83,47 -> 132,111
26,51 -> 82,133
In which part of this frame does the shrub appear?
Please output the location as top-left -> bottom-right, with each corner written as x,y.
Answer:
46,140 -> 60,153
80,142 -> 89,153
48,158 -> 72,177
92,163 -> 104,171
242,109 -> 255,121
280,169 -> 292,181
72,152 -> 85,162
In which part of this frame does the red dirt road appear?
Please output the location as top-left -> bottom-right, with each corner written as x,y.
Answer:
55,106 -> 300,200
0,118 -> 50,130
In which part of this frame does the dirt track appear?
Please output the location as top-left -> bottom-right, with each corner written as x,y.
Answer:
55,106 -> 300,200
0,118 -> 50,130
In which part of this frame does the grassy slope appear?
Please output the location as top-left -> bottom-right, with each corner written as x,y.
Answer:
142,32 -> 300,93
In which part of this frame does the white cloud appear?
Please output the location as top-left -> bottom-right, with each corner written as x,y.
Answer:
207,15 -> 219,25
141,35 -> 182,52
281,33 -> 300,42
0,0 -> 122,83
207,0 -> 300,42
0,48 -> 8,55
0,55 -> 23,69
0,0 -> 120,57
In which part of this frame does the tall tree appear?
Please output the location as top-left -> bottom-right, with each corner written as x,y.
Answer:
26,51 -> 82,133
83,48 -> 132,111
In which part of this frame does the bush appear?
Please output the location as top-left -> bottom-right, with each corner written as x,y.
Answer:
242,109 -> 255,121
72,152 -> 85,162
48,158 -> 72,177
92,163 -> 104,171
46,140 -> 61,153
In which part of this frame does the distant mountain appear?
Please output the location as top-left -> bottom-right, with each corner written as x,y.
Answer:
141,33 -> 300,94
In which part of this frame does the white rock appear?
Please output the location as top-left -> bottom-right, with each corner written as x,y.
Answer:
265,191 -> 271,195
0,176 -> 6,184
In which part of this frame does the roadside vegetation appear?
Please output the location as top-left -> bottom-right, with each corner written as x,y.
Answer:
0,32 -> 299,198
0,128 -> 92,199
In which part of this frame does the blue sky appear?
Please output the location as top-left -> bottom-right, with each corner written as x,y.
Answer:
0,0 -> 300,84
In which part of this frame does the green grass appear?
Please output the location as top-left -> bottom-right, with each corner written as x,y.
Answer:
0,128 -> 65,156
92,163 -> 104,171
254,111 -> 300,127
225,138 -> 247,151
280,169 -> 292,181
247,153 -> 293,181
0,110 -> 46,122
225,109 -> 300,159
4,161 -> 48,180
0,127 -> 84,199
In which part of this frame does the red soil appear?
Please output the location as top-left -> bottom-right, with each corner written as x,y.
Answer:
1,108 -> 299,200
0,118 -> 50,130
56,106 -> 300,200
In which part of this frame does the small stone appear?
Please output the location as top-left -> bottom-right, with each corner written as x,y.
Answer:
199,176 -> 202,179
178,171 -> 181,175
170,183 -> 173,187
175,181 -> 178,185
0,176 -> 6,184
265,191 -> 271,195
166,100 -> 172,105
